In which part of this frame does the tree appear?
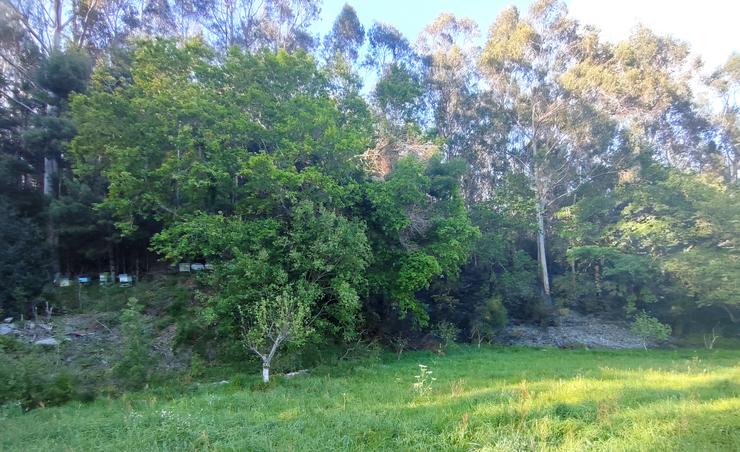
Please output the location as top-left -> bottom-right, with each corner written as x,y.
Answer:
554,159 -> 739,328
0,201 -> 52,316
238,285 -> 315,383
417,13 -> 479,141
73,39 -> 379,378
708,54 -> 740,183
366,22 -> 413,73
365,155 -> 479,327
479,0 -> 619,307
631,311 -> 671,350
470,296 -> 507,347
153,202 -> 371,382
615,168 -> 740,324
564,25 -> 717,175
191,0 -> 321,52
323,4 -> 365,64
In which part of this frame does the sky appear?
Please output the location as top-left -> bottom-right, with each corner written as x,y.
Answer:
312,0 -> 739,72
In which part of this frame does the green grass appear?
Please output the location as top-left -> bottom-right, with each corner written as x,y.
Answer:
1,347 -> 738,451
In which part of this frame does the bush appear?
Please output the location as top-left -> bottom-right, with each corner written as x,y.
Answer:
470,296 -> 508,346
189,353 -> 206,379
113,297 -> 153,388
0,348 -> 78,410
631,311 -> 672,350
433,321 -> 460,351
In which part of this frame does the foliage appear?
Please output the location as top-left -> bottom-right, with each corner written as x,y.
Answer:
37,48 -> 92,99
0,202 -> 52,316
470,297 -> 508,346
560,165 -> 738,327
113,298 -> 153,389
1,0 -> 738,367
0,340 -> 77,410
366,155 -> 479,327
631,311 -> 672,349
432,321 -> 460,350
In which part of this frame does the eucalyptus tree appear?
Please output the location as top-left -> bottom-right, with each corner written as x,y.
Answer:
321,3 -> 365,105
708,53 -> 740,183
364,21 -> 427,129
323,3 -> 365,64
415,13 -> 506,201
192,0 -> 321,52
478,0 -> 618,306
416,13 -> 479,141
563,24 -> 720,176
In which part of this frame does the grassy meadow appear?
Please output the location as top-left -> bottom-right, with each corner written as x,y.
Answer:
1,346 -> 738,451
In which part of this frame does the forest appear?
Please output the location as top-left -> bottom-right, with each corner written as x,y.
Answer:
0,2 -> 738,441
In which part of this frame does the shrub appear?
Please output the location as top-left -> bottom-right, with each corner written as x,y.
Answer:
470,296 -> 508,346
189,353 -> 206,379
631,311 -> 672,350
113,297 -> 153,388
433,321 -> 460,351
0,348 -> 78,410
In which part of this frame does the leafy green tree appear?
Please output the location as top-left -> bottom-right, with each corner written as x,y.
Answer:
113,298 -> 153,388
153,201 -> 371,381
555,162 -> 738,328
365,155 -> 479,327
0,201 -> 52,316
631,311 -> 672,350
323,4 -> 365,64
616,168 -> 739,325
479,0 -> 620,307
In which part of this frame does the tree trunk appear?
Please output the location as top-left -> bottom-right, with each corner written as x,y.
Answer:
262,364 -> 270,383
43,157 -> 57,196
532,111 -> 552,309
108,243 -> 116,278
53,0 -> 63,50
44,157 -> 60,274
536,197 -> 552,307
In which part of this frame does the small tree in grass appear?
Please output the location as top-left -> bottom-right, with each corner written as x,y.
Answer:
154,201 -> 371,383
237,284 -> 317,383
433,321 -> 460,352
631,311 -> 671,350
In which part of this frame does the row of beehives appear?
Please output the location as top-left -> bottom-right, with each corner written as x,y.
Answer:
53,263 -> 213,288
177,263 -> 214,272
55,273 -> 134,287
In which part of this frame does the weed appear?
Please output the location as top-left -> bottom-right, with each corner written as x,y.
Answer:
412,363 -> 436,396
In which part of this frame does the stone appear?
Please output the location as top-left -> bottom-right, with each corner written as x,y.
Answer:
3,317 -> 12,323
0,324 -> 15,335
34,337 -> 60,346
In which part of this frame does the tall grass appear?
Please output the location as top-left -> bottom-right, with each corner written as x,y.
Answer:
1,347 -> 738,451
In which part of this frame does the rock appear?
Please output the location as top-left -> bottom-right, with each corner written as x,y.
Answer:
284,369 -> 309,378
0,324 -> 15,335
496,311 -> 645,349
3,317 -> 12,323
34,337 -> 60,346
